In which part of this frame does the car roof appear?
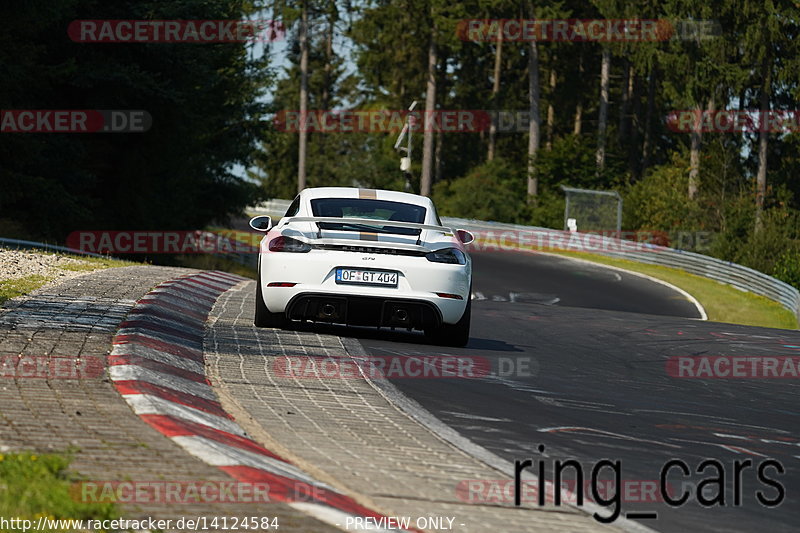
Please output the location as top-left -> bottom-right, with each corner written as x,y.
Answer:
300,187 -> 432,208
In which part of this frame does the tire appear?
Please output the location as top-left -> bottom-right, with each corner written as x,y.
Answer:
254,276 -> 286,328
426,297 -> 471,347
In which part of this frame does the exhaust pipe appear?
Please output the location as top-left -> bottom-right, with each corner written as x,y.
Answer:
321,303 -> 336,317
393,308 -> 409,322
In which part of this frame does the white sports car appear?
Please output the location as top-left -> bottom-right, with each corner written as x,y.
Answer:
249,187 -> 474,346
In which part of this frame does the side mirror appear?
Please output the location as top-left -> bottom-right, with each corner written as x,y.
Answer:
249,215 -> 273,232
456,229 -> 474,245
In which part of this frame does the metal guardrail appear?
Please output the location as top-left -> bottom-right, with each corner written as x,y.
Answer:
242,203 -> 800,324
442,216 -> 800,326
0,237 -> 109,258
18,199 -> 789,324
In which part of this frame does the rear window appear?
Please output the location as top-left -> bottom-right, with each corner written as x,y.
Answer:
310,198 -> 426,223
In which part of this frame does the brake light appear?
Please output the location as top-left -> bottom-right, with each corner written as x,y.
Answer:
268,236 -> 312,253
436,292 -> 463,299
425,248 -> 466,265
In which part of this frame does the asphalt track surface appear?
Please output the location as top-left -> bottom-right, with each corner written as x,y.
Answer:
335,250 -> 800,533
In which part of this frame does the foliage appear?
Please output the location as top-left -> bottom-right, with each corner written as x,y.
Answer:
432,158 -> 528,222
0,0 -> 269,239
0,452 -> 118,526
2,0 -> 800,289
623,153 -> 704,233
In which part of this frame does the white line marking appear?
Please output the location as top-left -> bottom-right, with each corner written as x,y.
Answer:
109,365 -> 215,400
122,394 -> 245,436
543,251 -> 708,320
110,343 -> 205,374
172,435 -> 326,487
114,328 -> 203,350
121,313 -> 205,333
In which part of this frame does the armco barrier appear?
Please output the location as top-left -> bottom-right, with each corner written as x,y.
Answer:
442,216 -> 800,327
245,202 -> 800,326
0,237 -> 108,258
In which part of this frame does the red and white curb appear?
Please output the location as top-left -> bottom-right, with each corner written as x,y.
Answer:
110,271 -> 414,532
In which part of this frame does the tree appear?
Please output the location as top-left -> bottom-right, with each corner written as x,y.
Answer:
297,0 -> 309,193
0,0 -> 269,239
595,47 -> 611,174
420,21 -> 438,196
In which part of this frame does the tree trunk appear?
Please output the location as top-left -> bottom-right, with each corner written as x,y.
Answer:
628,72 -> 641,181
487,34 -> 502,161
420,25 -> 437,197
297,0 -> 309,193
435,49 -> 449,184
319,4 -> 335,162
688,96 -> 713,199
755,56 -> 772,231
527,37 -> 541,199
435,129 -> 443,183
641,62 -> 657,177
618,60 -> 633,140
546,59 -> 556,150
573,49 -> 583,135
595,48 -> 611,175
687,104 -> 702,199
321,4 -> 334,111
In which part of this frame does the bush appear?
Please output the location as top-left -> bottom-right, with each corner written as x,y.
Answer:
774,249 -> 800,290
623,156 -> 705,233
432,158 -> 528,223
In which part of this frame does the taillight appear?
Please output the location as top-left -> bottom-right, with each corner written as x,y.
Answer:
267,282 -> 297,287
435,292 -> 463,299
268,236 -> 312,253
425,248 -> 466,265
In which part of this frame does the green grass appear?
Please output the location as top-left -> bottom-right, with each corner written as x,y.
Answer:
56,255 -> 137,271
0,275 -> 52,305
548,249 -> 798,330
0,451 -> 118,531
0,252 -> 137,305
172,254 -> 256,279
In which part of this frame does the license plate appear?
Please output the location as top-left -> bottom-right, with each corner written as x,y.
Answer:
335,268 -> 398,287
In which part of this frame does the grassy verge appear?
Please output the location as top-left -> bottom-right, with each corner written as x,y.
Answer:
172,254 -> 256,279
0,251 -> 136,305
0,275 -> 52,305
0,451 -> 118,530
547,249 -> 798,330
56,255 -> 138,272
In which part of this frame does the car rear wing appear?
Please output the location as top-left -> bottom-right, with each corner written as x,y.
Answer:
285,217 -> 455,233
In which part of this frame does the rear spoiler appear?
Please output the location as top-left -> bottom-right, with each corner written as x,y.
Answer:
285,217 -> 454,233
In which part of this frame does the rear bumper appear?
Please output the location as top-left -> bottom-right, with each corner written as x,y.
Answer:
258,245 -> 471,325
286,293 -> 442,329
